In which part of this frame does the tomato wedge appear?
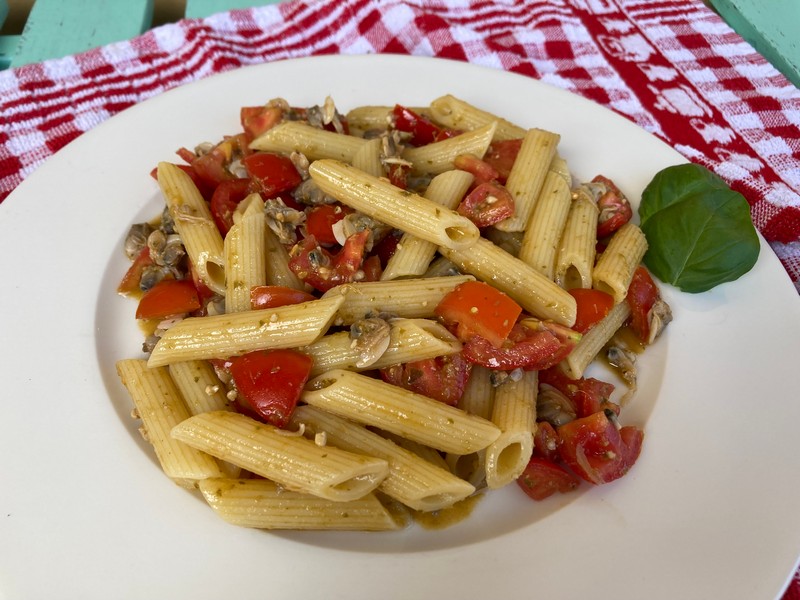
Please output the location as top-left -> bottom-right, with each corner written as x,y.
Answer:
210,178 -> 252,235
288,230 -> 370,293
483,138 -> 522,183
533,421 -> 560,461
461,319 -> 580,371
304,204 -> 351,245
453,153 -> 500,184
380,354 -> 471,406
135,279 -> 200,320
229,349 -> 313,428
435,280 -> 522,348
568,288 -> 615,333
626,266 -> 660,344
539,367 -> 617,419
392,104 -> 458,146
243,152 -> 302,198
250,285 -> 316,310
457,181 -> 515,228
118,246 -> 153,295
240,105 -> 282,139
517,457 -> 580,501
557,411 -> 642,485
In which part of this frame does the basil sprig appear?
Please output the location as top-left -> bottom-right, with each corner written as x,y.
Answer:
638,164 -> 759,293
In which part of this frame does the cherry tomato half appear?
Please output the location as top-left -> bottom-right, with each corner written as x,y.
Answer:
135,279 -> 201,320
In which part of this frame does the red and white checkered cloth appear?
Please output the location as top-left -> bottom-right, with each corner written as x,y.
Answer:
1,0 -> 800,594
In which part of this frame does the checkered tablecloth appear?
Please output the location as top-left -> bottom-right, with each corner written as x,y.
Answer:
1,0 -> 799,593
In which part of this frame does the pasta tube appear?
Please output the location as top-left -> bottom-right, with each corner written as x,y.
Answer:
171,411 -> 389,502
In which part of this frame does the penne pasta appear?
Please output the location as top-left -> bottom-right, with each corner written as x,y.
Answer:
439,237 -> 577,327
156,162 -> 226,295
171,411 -> 389,502
402,122 -> 497,174
302,369 -> 502,455
428,94 -> 526,141
198,478 -> 400,530
309,159 -> 480,251
555,188 -> 599,290
147,295 -> 344,367
592,223 -> 648,302
560,300 -> 632,379
225,194 -> 267,313
291,406 -> 475,512
249,121 -> 368,162
301,318 -> 462,376
321,275 -> 473,326
116,359 -> 223,488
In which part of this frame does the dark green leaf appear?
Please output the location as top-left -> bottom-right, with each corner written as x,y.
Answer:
638,164 -> 760,293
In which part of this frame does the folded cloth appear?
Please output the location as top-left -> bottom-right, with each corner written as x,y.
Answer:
0,0 -> 798,297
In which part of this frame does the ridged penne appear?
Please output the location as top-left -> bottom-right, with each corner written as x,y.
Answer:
249,121 -> 368,162
321,275 -> 473,326
309,159 -> 480,251
428,94 -> 526,141
302,369 -> 502,454
116,359 -> 223,488
555,189 -> 599,289
592,223 -> 648,302
402,122 -> 497,174
560,300 -> 632,379
198,478 -> 400,530
156,162 -> 226,294
171,411 -> 389,502
291,406 -> 475,512
439,237 -> 577,326
147,295 -> 344,367
225,194 -> 266,313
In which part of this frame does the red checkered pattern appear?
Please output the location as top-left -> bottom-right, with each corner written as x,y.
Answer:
1,0 -> 800,592
2,0 -> 799,295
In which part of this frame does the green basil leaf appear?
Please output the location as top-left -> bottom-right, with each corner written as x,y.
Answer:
638,164 -> 760,293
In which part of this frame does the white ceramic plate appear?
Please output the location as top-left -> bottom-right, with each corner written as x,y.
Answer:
2,55 -> 800,600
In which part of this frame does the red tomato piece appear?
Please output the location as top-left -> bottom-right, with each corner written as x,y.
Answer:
539,367 -> 617,419
434,280 -> 522,348
533,421 -> 560,461
210,178 -> 252,235
568,288 -> 615,333
240,105 -> 282,139
457,181 -> 515,228
118,246 -> 153,295
243,152 -> 302,198
517,457 -> 580,501
392,104 -> 458,146
360,254 -> 383,282
453,153 -> 500,184
380,354 -> 471,406
593,175 -> 632,238
386,162 -> 410,189
620,425 -> 644,468
461,319 -> 580,371
626,266 -> 660,344
483,139 -> 522,183
288,230 -> 370,293
250,285 -> 316,310
557,411 -> 641,485
135,279 -> 201,320
304,204 -> 351,246
229,349 -> 313,428
190,146 -> 232,188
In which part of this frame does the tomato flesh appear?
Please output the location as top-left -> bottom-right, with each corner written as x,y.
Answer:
568,288 -> 615,333
380,354 -> 471,406
533,421 -> 560,462
210,178 -> 252,235
483,139 -> 522,183
454,153 -> 500,184
593,175 -> 632,238
539,366 -> 617,419
517,457 -> 580,501
288,230 -> 370,293
304,204 -> 350,246
241,105 -> 282,139
626,266 -> 660,343
392,104 -> 458,146
229,349 -> 313,428
135,279 -> 201,320
243,152 -> 302,198
435,280 -> 522,348
457,181 -> 515,228
558,411 -> 641,485
118,246 -> 153,295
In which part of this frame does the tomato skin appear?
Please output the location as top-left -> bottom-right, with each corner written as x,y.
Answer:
567,288 -> 615,333
517,457 -> 580,501
453,153 -> 500,184
304,204 -> 350,246
434,280 -> 522,348
557,411 -> 640,485
626,266 -> 659,343
392,104 -> 458,146
243,152 -> 302,198
483,139 -> 522,183
593,175 -> 632,238
240,105 -> 282,139
457,181 -> 515,228
539,367 -> 617,419
118,246 -> 153,295
533,421 -> 560,461
210,178 -> 252,235
461,320 -> 580,371
229,349 -> 313,428
250,285 -> 316,310
135,279 -> 201,320
380,354 -> 471,406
